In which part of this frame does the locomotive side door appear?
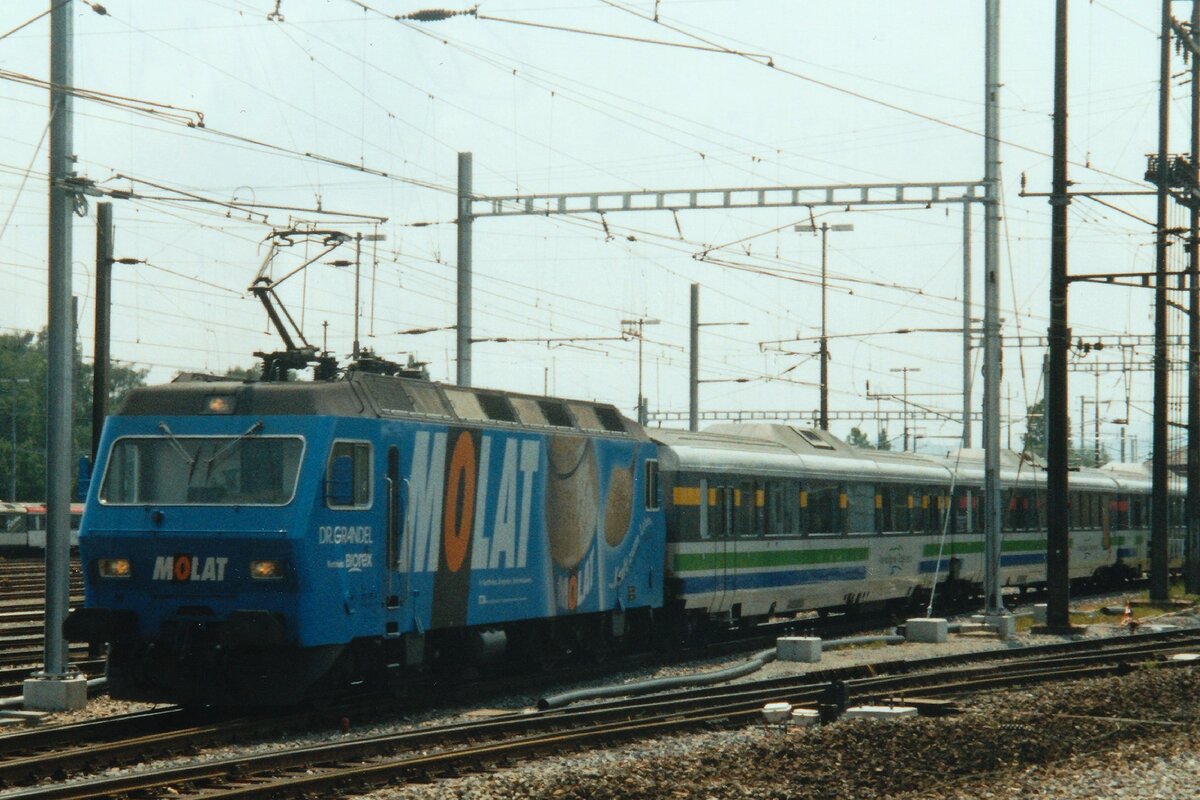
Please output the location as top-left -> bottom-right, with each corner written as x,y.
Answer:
384,445 -> 403,613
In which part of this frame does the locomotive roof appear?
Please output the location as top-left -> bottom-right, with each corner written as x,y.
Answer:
116,371 -> 649,440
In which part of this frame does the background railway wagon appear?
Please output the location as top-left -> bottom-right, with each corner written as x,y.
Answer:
0,502 -> 83,554
655,423 -> 1164,623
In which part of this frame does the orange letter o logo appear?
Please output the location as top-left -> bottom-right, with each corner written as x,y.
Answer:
442,432 -> 476,573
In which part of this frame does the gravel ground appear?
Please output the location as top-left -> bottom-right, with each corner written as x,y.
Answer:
359,667 -> 1200,800
21,596 -> 1200,799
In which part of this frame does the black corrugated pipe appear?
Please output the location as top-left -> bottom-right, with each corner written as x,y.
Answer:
537,648 -> 776,711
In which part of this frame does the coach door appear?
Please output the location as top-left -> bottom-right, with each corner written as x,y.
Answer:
713,483 -> 736,614
699,478 -> 722,613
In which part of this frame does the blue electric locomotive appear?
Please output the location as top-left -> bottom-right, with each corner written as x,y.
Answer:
66,372 -> 665,705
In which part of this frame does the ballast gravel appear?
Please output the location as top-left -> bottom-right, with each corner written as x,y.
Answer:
360,668 -> 1200,800
27,598 -> 1200,799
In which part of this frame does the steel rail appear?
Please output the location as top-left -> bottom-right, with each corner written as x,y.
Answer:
8,631 -> 1200,800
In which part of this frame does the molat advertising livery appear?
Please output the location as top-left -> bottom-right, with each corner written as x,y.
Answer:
402,427 -> 652,630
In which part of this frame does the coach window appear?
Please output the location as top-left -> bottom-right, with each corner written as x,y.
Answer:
916,488 -> 932,533
1131,496 -> 1146,528
846,483 -> 875,535
327,441 -> 372,508
1109,496 -> 1126,529
892,489 -> 907,532
729,482 -> 746,536
936,489 -> 952,532
711,485 -> 730,538
918,490 -> 936,534
766,481 -> 796,536
644,460 -> 660,511
1003,491 -> 1018,531
807,481 -> 842,536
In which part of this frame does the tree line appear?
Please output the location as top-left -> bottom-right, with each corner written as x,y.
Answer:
1,330 -> 147,501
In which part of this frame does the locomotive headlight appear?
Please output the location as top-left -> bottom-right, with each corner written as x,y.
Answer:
97,558 -> 132,578
250,560 -> 283,580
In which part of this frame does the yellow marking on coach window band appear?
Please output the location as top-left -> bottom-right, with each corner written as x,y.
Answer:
756,489 -> 764,507
875,495 -> 883,509
839,493 -> 848,509
673,487 -> 700,506
800,491 -> 808,508
709,488 -> 718,505
922,496 -> 929,509
907,495 -> 915,509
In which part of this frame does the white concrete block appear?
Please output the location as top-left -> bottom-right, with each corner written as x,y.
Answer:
843,705 -> 919,721
762,702 -> 792,723
777,636 -> 822,663
905,617 -> 948,644
986,613 -> 1016,640
1032,604 -> 1048,625
22,675 -> 87,712
1170,653 -> 1200,662
791,708 -> 820,727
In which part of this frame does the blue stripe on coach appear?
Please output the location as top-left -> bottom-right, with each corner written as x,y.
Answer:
677,566 -> 867,595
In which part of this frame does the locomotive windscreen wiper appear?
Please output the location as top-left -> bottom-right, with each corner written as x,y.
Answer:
157,422 -> 196,466
205,421 -> 265,468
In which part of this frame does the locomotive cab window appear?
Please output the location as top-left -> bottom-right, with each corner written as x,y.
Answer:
327,441 -> 372,508
100,435 -> 305,506
644,459 -> 660,511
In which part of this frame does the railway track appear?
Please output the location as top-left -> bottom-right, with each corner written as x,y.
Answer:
5,628 -> 1199,800
0,559 -> 90,696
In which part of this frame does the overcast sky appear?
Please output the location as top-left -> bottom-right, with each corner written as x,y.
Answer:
0,1 -> 1185,457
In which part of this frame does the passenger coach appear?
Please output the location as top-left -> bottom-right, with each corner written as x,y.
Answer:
654,422 -> 1174,629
